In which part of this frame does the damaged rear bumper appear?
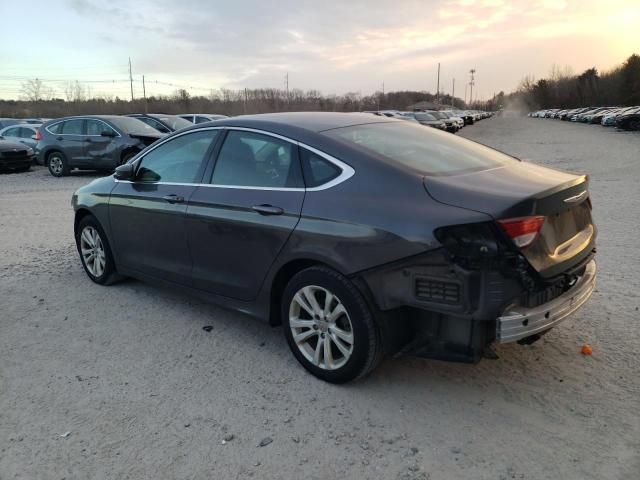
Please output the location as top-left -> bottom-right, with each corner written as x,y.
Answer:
496,260 -> 596,343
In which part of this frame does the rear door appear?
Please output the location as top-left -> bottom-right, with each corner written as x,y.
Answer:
185,128 -> 305,299
109,129 -> 221,285
56,119 -> 87,165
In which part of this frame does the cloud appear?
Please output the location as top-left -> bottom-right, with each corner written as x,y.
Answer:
21,0 -> 640,97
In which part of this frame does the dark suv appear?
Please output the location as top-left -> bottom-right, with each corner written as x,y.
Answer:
36,116 -> 165,177
126,114 -> 192,133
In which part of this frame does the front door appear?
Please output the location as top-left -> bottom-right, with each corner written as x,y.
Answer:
84,119 -> 119,169
109,129 -> 221,285
186,129 -> 305,300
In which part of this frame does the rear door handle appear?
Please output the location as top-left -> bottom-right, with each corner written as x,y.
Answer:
251,204 -> 284,215
162,194 -> 184,204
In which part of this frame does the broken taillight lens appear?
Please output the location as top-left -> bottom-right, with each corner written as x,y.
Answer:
33,129 -> 42,141
497,216 -> 545,248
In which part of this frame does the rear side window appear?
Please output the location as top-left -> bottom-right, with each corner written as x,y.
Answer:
136,130 -> 219,183
47,122 -> 62,134
300,148 -> 341,188
195,116 -> 210,124
19,127 -> 34,138
212,130 -> 302,188
61,119 -> 84,135
323,122 -> 516,176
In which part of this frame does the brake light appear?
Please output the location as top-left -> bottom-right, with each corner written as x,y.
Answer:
33,129 -> 42,141
497,216 -> 545,248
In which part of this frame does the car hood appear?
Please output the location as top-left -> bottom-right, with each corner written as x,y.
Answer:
0,138 -> 30,152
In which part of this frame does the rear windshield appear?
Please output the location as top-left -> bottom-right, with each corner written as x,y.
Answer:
323,122 -> 517,176
414,112 -> 436,121
109,117 -> 160,135
152,115 -> 192,130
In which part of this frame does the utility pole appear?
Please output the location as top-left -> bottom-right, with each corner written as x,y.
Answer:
451,78 -> 455,107
285,72 -> 289,98
469,68 -> 476,107
128,57 -> 134,102
244,87 -> 248,114
436,63 -> 440,104
142,75 -> 147,113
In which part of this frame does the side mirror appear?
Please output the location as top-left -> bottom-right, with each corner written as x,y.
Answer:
101,130 -> 116,137
114,162 -> 135,180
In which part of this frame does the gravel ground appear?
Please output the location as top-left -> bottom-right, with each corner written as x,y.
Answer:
1,117 -> 638,480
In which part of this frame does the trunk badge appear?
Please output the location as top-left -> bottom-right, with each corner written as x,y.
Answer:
563,191 -> 587,203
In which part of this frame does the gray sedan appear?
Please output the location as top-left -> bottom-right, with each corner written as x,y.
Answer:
72,112 -> 597,383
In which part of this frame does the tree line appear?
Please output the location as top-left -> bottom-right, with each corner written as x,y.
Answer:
0,85 -> 467,118
505,53 -> 640,111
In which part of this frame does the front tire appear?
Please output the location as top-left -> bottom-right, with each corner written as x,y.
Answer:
282,266 -> 382,383
47,151 -> 69,177
75,216 -> 119,285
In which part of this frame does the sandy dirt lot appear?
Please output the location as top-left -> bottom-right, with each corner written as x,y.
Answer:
1,117 -> 638,480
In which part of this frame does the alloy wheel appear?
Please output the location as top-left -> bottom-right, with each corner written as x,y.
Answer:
49,156 -> 63,175
289,285 -> 354,370
80,226 -> 106,277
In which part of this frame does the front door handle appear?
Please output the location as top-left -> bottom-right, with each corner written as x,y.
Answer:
162,194 -> 184,204
251,204 -> 284,216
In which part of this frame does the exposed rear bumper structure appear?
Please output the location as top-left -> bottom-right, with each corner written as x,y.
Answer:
496,260 -> 596,343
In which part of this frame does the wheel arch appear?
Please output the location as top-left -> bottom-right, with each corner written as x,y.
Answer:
43,148 -> 64,166
268,258 -> 339,326
74,208 -> 95,236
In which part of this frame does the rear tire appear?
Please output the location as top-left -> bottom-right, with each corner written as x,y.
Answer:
47,151 -> 69,177
75,215 -> 120,285
282,266 -> 382,383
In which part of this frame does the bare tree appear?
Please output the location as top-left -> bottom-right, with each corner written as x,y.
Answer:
20,78 -> 54,101
63,81 -> 91,102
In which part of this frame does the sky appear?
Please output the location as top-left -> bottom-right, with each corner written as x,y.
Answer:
0,0 -> 637,101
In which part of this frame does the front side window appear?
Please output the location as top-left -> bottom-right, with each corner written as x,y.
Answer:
86,120 -> 116,136
61,119 -> 84,135
212,130 -> 302,188
135,130 -> 219,183
300,148 -> 341,188
2,127 -> 20,137
324,122 -> 517,176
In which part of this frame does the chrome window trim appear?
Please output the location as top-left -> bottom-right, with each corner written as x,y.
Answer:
44,117 -> 122,137
120,125 -> 355,192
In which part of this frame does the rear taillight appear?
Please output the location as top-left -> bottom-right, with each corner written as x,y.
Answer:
34,129 -> 42,141
497,216 -> 545,248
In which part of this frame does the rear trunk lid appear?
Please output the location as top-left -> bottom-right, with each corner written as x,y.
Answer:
424,161 -> 596,278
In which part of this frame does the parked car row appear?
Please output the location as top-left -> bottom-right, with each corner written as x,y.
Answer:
365,109 -> 493,133
529,106 -> 640,130
0,112 -> 227,175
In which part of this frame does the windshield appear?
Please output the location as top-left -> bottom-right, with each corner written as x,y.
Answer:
414,112 -> 437,122
323,121 -> 516,176
109,117 -> 161,135
151,115 -> 192,130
